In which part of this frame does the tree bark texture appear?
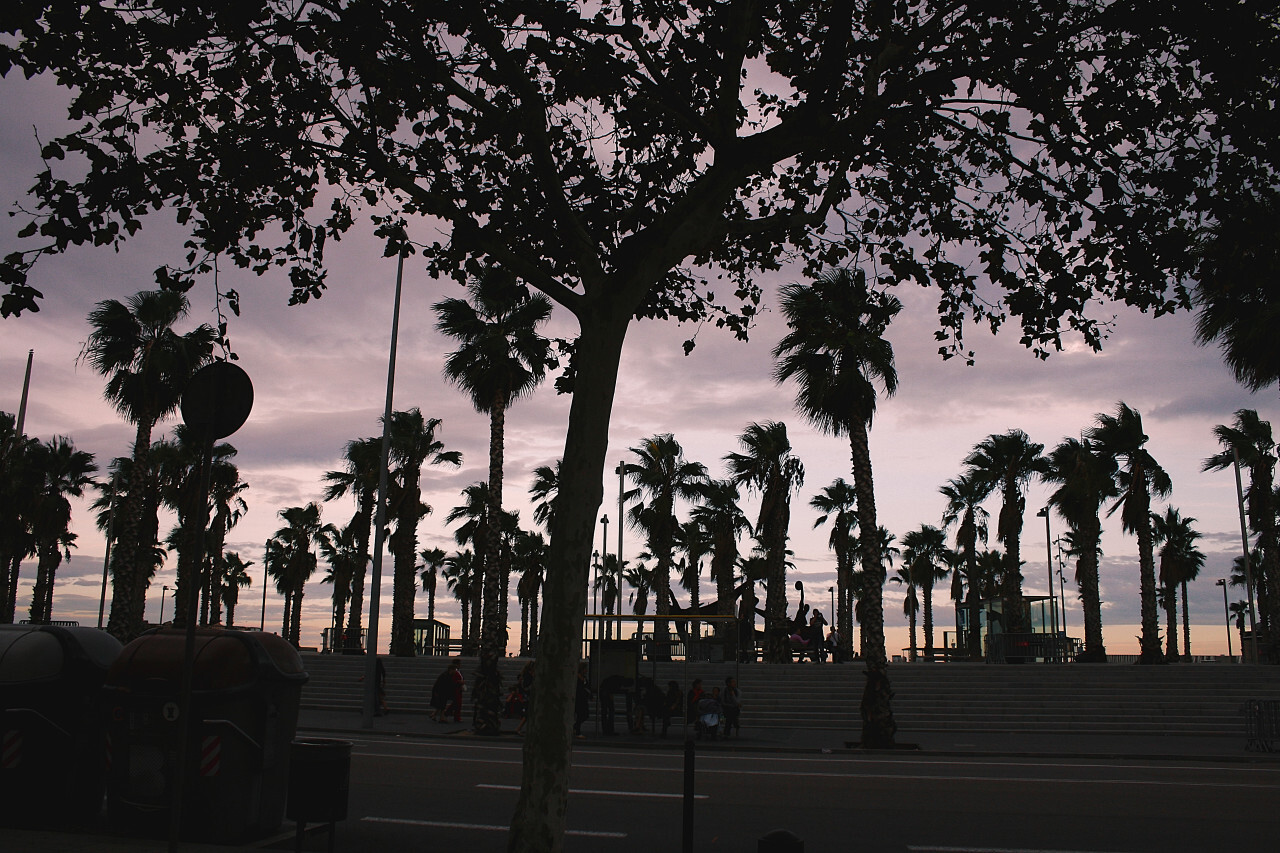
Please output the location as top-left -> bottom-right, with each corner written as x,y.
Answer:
850,425 -> 896,747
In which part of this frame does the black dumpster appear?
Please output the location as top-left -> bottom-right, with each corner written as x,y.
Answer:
0,624 -> 123,827
288,738 -> 352,822
103,628 -> 308,841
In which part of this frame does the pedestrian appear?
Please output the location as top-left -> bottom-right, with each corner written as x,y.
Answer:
661,680 -> 682,737
685,678 -> 704,725
573,662 -> 590,738
429,663 -> 453,722
809,609 -> 828,662
599,673 -> 634,735
722,675 -> 742,737
447,658 -> 465,722
374,656 -> 389,715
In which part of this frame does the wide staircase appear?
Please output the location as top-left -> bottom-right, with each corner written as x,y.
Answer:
299,654 -> 1280,737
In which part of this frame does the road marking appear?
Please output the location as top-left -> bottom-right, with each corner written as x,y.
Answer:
478,783 -> 707,799
362,816 -> 625,838
908,847 -> 1137,853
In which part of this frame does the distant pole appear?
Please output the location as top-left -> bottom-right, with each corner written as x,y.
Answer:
159,585 -> 169,625
1036,507 -> 1058,659
260,540 -> 270,631
600,515 -> 610,639
1216,579 -> 1233,660
97,473 -> 117,629
1054,537 -> 1068,635
1231,448 -> 1258,658
364,248 -> 405,728
15,349 -> 33,436
616,461 -> 625,639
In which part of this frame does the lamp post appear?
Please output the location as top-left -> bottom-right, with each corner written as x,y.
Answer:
601,515 -> 609,639
1035,507 -> 1058,659
1216,578 -> 1233,660
159,585 -> 170,625
592,550 -> 600,641
615,461 -> 625,639
260,540 -> 270,632
1054,536 -> 1069,636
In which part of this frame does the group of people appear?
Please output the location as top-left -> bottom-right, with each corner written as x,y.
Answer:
573,666 -> 743,740
788,606 -> 845,663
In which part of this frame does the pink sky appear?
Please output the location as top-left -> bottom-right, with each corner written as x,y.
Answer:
2,73 -> 1273,659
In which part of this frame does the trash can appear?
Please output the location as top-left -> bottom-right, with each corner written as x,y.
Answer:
287,738 -> 352,822
0,624 -> 123,827
103,627 -> 308,841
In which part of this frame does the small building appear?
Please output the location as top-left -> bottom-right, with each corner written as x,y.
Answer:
412,618 -> 452,656
952,595 -> 1080,662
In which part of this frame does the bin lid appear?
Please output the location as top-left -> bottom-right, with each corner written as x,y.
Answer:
107,628 -> 308,692
0,624 -> 124,686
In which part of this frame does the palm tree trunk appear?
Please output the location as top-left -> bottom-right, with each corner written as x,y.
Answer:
1135,481 -> 1163,664
849,423 -> 896,748
106,417 -> 154,642
922,580 -> 934,660
474,397 -> 509,736
390,513 -> 420,657
1181,580 -> 1192,658
508,312 -> 625,852
1163,583 -> 1179,661
345,502 -> 372,644
290,585 -> 305,647
29,544 -> 60,624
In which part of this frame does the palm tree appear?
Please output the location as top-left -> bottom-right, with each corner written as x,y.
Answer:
1230,600 -> 1250,658
1043,438 -> 1118,662
691,478 -> 751,652
940,472 -> 990,658
435,264 -> 553,670
810,479 -> 858,662
593,552 -> 622,641
513,532 -> 547,655
26,437 -> 97,624
219,551 -> 253,627
851,527 -> 899,660
675,518 -> 711,643
725,422 -> 804,664
1152,507 -> 1205,661
447,482 -> 492,651
1191,198 -> 1280,394
274,502 -> 326,647
624,560 -> 655,617
1087,403 -> 1172,665
419,546 -> 447,628
773,267 -> 900,747
625,434 -> 708,657
386,410 -> 462,656
203,451 -> 248,624
83,289 -> 216,641
443,550 -> 478,647
901,525 -> 949,661
1203,410 -> 1277,657
323,436 -> 380,645
262,537 -> 290,634
1,413 -> 41,622
319,521 -> 362,649
529,461 -> 561,533
890,565 -> 920,662
963,429 -> 1048,633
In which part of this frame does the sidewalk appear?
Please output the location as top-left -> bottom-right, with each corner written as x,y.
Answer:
295,706 -> 1280,763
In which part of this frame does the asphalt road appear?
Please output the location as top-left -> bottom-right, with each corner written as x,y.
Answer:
278,731 -> 1280,853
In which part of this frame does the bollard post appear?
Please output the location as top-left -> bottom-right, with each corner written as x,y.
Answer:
758,828 -> 805,853
682,736 -> 695,853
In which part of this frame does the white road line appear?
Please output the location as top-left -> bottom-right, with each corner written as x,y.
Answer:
477,783 -> 707,799
362,816 -> 625,838
907,847 -> 1136,853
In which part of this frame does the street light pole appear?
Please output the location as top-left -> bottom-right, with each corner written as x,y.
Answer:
1036,507 -> 1058,660
600,515 -> 609,639
159,585 -> 169,625
1232,448 -> 1258,658
1216,578 -> 1233,660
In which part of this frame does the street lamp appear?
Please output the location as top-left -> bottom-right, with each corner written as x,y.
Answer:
159,585 -> 170,625
1035,507 -> 1059,659
600,514 -> 609,639
1216,579 -> 1233,660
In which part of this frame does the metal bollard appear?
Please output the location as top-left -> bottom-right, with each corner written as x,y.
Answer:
758,828 -> 804,853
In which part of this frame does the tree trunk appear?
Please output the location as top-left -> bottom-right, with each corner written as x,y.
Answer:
1181,580 -> 1192,658
836,534 -> 853,660
922,580 -> 934,660
1163,583 -> 1179,660
1076,517 -> 1107,662
1135,479 -> 1164,664
1000,484 -> 1027,633
345,501 -> 373,647
475,399 -> 509,735
106,417 -> 154,642
29,542 -> 61,624
508,311 -> 627,853
849,424 -> 896,748
389,504 -> 421,657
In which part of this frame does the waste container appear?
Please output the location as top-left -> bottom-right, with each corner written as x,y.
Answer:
287,738 -> 352,822
103,627 -> 308,841
0,624 -> 123,827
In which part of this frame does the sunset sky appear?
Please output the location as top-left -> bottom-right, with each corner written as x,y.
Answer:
2,71 -> 1274,659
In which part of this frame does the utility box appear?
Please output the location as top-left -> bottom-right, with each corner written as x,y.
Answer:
0,624 -> 123,827
103,628 -> 308,841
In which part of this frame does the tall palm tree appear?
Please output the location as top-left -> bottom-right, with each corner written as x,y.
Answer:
625,434 -> 708,657
889,565 -> 919,662
83,289 -> 216,641
675,518 -> 711,642
593,552 -> 622,641
203,451 -> 248,624
1043,437 -> 1118,662
1203,410 -> 1277,657
940,473 -> 990,658
901,525 -> 949,661
1230,600 -> 1250,657
323,436 -> 381,644
274,503 -> 326,647
691,478 -> 751,651
219,551 -> 253,627
624,560 -> 655,617
725,422 -> 804,664
1,413 -> 41,622
963,429 -> 1048,633
773,267 -> 900,746
513,532 -> 547,655
319,521 -> 362,648
26,437 -> 97,624
810,478 -> 858,662
386,410 -> 462,656
435,265 -> 553,670
1087,403 -> 1173,665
